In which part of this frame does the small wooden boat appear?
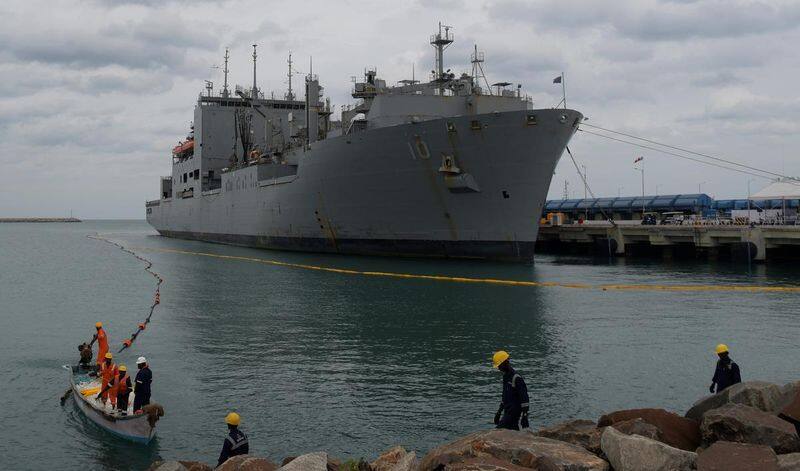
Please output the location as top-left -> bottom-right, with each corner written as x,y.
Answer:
64,365 -> 158,444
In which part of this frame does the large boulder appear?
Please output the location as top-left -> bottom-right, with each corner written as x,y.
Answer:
701,403 -> 800,454
686,381 -> 785,420
600,426 -> 696,471
597,408 -> 700,451
419,429 -> 609,471
277,452 -> 328,471
612,418 -> 663,442
371,445 -> 417,471
695,441 -> 778,471
181,462 -> 213,471
391,453 -> 417,471
148,461 -> 213,471
217,455 -> 279,471
534,419 -> 603,455
778,381 -> 800,414
778,453 -> 800,471
444,457 -> 534,470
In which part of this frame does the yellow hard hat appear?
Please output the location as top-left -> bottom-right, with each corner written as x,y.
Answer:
492,350 -> 510,369
225,412 -> 241,426
715,344 -> 729,355
95,322 -> 103,328
118,365 -> 127,372
105,352 -> 113,359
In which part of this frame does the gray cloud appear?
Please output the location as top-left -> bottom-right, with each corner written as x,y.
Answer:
489,0 -> 800,41
1,11 -> 218,73
1,0 -> 798,217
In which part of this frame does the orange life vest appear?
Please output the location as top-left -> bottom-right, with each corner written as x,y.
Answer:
115,374 -> 130,395
100,362 -> 117,385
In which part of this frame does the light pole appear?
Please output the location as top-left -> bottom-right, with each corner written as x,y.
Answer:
656,184 -> 662,195
635,161 -> 645,216
746,178 -> 755,272
581,164 -> 588,220
581,164 -> 588,198
698,181 -> 707,194
618,185 -> 624,197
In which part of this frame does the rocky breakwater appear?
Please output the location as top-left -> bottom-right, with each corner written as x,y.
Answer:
149,380 -> 800,471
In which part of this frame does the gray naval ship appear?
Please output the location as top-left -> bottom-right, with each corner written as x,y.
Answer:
146,24 -> 583,261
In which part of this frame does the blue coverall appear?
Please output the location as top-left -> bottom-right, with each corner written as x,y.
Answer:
217,427 -> 249,466
712,358 -> 741,393
498,367 -> 530,430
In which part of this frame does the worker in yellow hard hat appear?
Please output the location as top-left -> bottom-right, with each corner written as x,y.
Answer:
97,352 -> 117,404
113,365 -> 132,414
218,412 -> 249,467
492,351 -> 530,430
709,343 -> 741,394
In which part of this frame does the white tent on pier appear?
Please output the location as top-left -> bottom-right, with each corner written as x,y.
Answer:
749,178 -> 800,224
751,178 -> 800,200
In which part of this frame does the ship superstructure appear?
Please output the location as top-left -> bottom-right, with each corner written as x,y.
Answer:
146,24 -> 583,261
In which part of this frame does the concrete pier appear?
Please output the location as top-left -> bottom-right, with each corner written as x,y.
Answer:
537,222 -> 800,261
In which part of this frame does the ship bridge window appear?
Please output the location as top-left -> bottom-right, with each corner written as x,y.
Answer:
194,169 -> 199,180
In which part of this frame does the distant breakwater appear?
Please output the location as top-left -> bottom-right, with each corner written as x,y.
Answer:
0,217 -> 81,223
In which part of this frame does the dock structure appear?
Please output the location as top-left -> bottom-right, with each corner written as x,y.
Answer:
537,222 -> 800,261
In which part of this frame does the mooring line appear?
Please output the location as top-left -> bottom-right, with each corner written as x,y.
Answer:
88,234 -> 163,352
129,246 -> 800,294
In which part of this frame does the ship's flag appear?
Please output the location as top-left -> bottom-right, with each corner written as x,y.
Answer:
634,156 -> 644,163
553,75 -> 562,84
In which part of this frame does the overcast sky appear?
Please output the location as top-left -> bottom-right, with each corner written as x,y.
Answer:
1,0 -> 798,218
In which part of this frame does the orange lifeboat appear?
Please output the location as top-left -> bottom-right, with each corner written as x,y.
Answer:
172,139 -> 194,157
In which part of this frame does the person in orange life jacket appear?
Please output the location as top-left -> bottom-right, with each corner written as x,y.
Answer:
93,322 -> 108,367
112,365 -> 132,413
98,352 -> 117,403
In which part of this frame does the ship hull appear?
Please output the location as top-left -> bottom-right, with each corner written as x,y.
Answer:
147,109 -> 582,262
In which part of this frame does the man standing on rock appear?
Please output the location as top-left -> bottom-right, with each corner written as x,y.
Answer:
709,344 -> 741,394
218,412 -> 249,467
492,350 -> 530,430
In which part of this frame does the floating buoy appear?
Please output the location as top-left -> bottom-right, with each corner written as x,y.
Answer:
87,233 -> 164,354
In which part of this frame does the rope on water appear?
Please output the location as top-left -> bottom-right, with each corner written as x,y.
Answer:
87,234 -> 163,353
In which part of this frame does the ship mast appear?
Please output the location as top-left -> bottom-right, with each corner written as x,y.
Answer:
430,22 -> 453,95
471,44 -> 491,95
221,47 -> 230,98
251,44 -> 258,98
286,52 -> 295,101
